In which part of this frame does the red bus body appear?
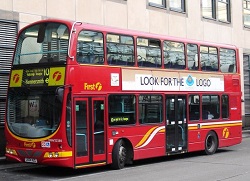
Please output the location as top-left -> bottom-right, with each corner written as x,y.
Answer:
5,19 -> 242,169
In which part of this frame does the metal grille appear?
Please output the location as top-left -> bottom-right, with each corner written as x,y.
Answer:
0,101 -> 6,126
0,21 -> 18,125
244,55 -> 250,114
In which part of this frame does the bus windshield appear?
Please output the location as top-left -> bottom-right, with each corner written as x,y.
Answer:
14,22 -> 69,65
7,88 -> 63,138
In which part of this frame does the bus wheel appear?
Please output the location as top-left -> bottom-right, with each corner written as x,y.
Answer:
111,139 -> 126,169
205,131 -> 218,155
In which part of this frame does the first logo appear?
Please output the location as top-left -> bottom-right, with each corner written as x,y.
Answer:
13,73 -> 20,83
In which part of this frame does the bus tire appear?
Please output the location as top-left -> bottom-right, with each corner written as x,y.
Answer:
205,131 -> 218,155
111,139 -> 126,169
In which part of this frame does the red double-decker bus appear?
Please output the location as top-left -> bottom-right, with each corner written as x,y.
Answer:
5,19 -> 242,169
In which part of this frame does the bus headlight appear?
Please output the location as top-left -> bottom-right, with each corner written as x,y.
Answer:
54,152 -> 59,158
48,152 -> 53,158
6,148 -> 17,155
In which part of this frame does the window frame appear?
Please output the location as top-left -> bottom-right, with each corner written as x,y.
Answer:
106,33 -> 135,66
188,95 -> 200,121
202,0 -> 231,23
137,37 -> 162,68
202,95 -> 220,120
169,0 -> 186,12
108,94 -> 136,126
243,54 -> 250,115
163,40 -> 185,69
139,94 -> 163,124
76,30 -> 104,65
148,0 -> 166,8
200,45 -> 219,71
148,0 -> 186,13
243,0 -> 250,27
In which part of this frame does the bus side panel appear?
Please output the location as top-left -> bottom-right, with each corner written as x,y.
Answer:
188,128 -> 204,152
107,125 -> 166,163
217,125 -> 242,148
188,124 -> 242,153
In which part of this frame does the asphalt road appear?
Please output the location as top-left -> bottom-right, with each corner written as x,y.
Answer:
0,131 -> 250,181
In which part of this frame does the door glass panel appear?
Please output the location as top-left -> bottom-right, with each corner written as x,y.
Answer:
75,101 -> 88,156
94,100 -> 105,154
166,95 -> 187,153
166,97 -> 175,151
177,97 -> 187,149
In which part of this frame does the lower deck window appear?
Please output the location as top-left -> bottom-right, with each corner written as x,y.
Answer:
108,94 -> 136,125
139,94 -> 163,124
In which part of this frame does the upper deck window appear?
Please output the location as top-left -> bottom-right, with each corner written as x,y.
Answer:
187,44 -> 199,70
14,23 -> 69,65
220,48 -> 236,73
137,38 -> 161,68
200,46 -> 218,71
77,30 -> 104,64
107,34 -> 134,66
163,41 -> 185,69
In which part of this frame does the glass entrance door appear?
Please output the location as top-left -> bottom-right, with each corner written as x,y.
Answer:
166,95 -> 187,154
74,97 -> 106,166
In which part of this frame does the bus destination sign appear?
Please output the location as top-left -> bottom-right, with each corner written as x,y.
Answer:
9,67 -> 66,87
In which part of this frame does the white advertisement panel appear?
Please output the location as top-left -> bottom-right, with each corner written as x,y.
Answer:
122,69 -> 224,92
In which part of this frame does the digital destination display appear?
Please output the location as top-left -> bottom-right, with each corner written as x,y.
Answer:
9,67 -> 66,87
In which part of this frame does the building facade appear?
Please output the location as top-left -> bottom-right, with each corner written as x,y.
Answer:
0,0 -> 250,154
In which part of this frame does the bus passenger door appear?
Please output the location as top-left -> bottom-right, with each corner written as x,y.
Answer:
73,97 -> 106,167
166,95 -> 187,154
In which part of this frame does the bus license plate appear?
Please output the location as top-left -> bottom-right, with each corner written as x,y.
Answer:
25,158 -> 37,163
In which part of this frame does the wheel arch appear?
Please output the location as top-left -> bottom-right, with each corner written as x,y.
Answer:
204,130 -> 219,155
112,138 -> 134,165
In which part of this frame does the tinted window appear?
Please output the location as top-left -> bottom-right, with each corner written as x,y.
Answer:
108,95 -> 136,125
137,38 -> 161,67
107,34 -> 134,66
139,95 -> 163,124
163,41 -> 185,69
77,30 -> 104,64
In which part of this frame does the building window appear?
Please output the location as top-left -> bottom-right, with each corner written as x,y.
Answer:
169,0 -> 185,12
243,0 -> 250,27
148,0 -> 185,12
149,0 -> 166,8
202,0 -> 231,23
244,54 -> 250,115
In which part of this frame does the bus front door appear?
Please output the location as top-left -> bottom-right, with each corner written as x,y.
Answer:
166,95 -> 187,154
74,97 -> 106,167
